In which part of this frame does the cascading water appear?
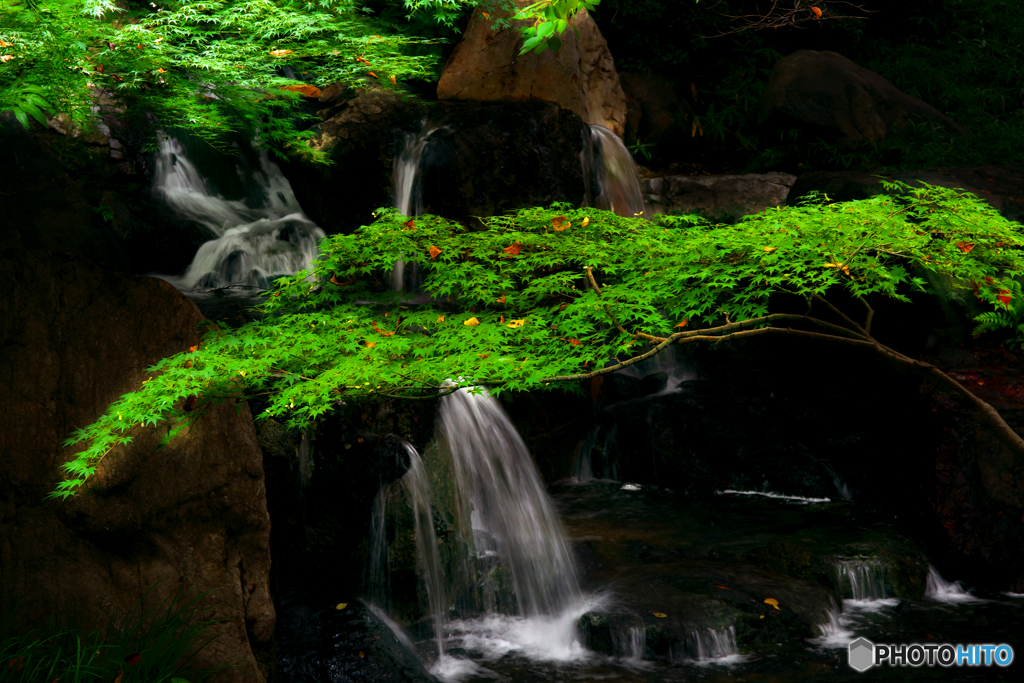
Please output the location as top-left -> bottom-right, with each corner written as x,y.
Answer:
925,565 -> 979,602
152,135 -> 324,291
368,444 -> 449,659
401,444 -> 449,657
438,385 -> 584,619
587,124 -> 646,218
690,626 -> 740,662
836,559 -> 887,601
390,123 -> 440,292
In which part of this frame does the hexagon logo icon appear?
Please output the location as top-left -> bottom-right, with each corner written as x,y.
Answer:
849,637 -> 875,672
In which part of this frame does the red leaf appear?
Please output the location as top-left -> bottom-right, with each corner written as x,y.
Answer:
123,652 -> 142,665
402,219 -> 416,230
810,6 -> 822,19
503,242 -> 522,256
998,289 -> 1012,308
957,241 -> 974,254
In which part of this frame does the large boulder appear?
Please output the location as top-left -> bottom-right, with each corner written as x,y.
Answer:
0,249 -> 274,683
758,50 -> 967,147
436,3 -> 627,137
642,172 -> 798,223
280,85 -> 421,235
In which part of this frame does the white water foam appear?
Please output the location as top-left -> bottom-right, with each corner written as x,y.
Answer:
925,565 -> 985,603
152,135 -> 324,291
716,490 -> 831,504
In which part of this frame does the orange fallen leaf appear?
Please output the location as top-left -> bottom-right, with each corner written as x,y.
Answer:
157,67 -> 167,73
503,242 -> 522,256
114,672 -> 123,683
189,345 -> 199,352
674,320 -> 688,328
429,245 -> 442,260
281,84 -> 322,98
269,49 -> 293,57
714,585 -> 730,590
368,71 -> 378,78
95,64 -> 104,72
763,246 -> 777,253
652,612 -> 667,618
957,241 -> 974,254
496,295 -> 506,303
365,342 -> 376,348
482,11 -> 490,18
403,219 -> 416,230
111,74 -> 124,83
137,44 -> 144,49
355,55 -> 370,65
436,315 -> 445,323
764,598 -> 780,610
390,74 -> 396,85
359,651 -> 365,658
811,6 -> 822,19
478,354 -> 490,359
499,314 -> 505,323
551,215 -> 570,231
464,317 -> 480,326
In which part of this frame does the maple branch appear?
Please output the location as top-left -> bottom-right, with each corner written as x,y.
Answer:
812,293 -> 869,337
539,316 -> 1024,459
584,266 -> 673,343
859,296 -> 875,335
698,0 -> 875,39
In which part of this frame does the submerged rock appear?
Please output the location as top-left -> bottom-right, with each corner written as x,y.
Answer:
276,597 -> 438,683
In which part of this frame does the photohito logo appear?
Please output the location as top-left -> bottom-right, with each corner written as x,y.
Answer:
849,638 -> 1015,671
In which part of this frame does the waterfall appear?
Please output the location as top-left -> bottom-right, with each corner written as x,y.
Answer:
692,626 -> 739,661
587,125 -> 646,218
836,559 -> 887,601
390,123 -> 439,291
368,444 -> 448,659
438,385 -> 584,619
152,135 -> 324,291
925,565 -> 979,602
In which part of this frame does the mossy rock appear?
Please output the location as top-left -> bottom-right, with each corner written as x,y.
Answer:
879,550 -> 929,600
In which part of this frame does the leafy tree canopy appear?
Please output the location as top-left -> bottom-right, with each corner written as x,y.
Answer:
0,0 -> 631,158
53,180 -> 1024,499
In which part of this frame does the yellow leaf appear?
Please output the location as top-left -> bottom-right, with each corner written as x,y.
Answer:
764,598 -> 780,610
390,74 -> 396,85
507,319 -> 525,329
581,217 -> 590,227
366,342 -> 376,348
652,612 -> 667,618
336,602 -> 348,610
551,216 -> 570,231
436,315 -> 445,323
269,49 -> 293,57
464,317 -> 480,326
764,246 -> 777,253
759,614 -> 765,619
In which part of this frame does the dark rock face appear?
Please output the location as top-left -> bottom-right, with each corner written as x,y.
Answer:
758,50 -> 967,146
918,341 -> 1024,592
0,249 -> 274,683
412,101 -> 590,222
283,93 -> 591,230
618,70 -> 696,161
0,112 -> 212,277
275,598 -> 437,683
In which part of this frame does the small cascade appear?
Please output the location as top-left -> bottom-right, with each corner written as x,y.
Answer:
390,123 -> 440,292
368,444 -> 448,659
587,125 -> 646,218
835,559 -> 887,601
925,565 -> 977,602
612,626 -> 646,661
438,385 -> 584,619
400,444 -> 448,656
675,626 -> 739,662
152,135 -> 324,291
